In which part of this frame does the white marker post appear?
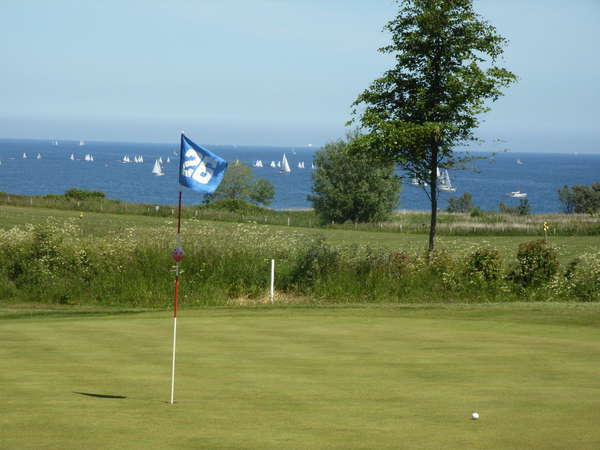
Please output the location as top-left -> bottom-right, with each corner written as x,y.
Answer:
270,259 -> 275,303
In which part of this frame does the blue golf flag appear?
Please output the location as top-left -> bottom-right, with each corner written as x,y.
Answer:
179,134 -> 228,194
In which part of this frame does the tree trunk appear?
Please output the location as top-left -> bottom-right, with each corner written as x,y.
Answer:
428,144 -> 439,255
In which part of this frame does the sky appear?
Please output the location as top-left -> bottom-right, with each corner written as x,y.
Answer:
0,0 -> 598,151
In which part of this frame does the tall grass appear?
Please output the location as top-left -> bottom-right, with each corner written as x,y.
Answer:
1,217 -> 599,307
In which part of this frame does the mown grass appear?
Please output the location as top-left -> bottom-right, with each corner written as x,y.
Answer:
2,191 -> 600,236
1,304 -> 599,449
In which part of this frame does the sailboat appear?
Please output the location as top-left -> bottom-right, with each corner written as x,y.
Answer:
152,159 -> 164,176
70,154 -> 75,160
122,155 -> 130,163
280,153 -> 291,173
439,169 -> 456,192
516,159 -> 523,165
22,153 -> 27,159
79,140 -> 85,146
506,191 -> 527,198
166,157 -> 170,163
36,153 -> 42,159
270,161 -> 276,168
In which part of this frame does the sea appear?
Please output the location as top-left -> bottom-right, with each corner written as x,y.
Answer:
0,138 -> 598,213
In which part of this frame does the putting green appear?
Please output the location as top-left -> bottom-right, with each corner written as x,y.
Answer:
1,305 -> 599,449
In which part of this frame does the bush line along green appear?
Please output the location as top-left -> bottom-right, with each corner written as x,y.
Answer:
1,219 -> 598,307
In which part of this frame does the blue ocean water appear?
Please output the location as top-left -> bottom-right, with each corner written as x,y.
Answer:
0,138 -> 598,213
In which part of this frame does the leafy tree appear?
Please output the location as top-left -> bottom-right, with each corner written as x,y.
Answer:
308,134 -> 401,224
349,0 -> 516,253
557,185 -> 576,213
206,162 -> 274,206
558,184 -> 600,214
446,192 -> 476,213
249,178 -> 275,206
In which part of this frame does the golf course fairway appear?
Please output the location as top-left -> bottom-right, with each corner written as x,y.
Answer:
1,304 -> 599,449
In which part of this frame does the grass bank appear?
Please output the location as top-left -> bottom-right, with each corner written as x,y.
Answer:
1,304 -> 599,449
2,191 -> 600,236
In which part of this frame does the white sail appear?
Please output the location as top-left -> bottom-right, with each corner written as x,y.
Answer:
22,153 -> 27,159
270,161 -> 276,168
281,153 -> 291,173
158,157 -> 163,164
70,154 -> 75,160
79,140 -> 85,146
90,155 -> 94,162
37,153 -> 42,159
439,169 -> 456,192
152,159 -> 164,176
166,157 -> 170,163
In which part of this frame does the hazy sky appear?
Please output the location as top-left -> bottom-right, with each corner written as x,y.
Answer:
1,0 -> 598,151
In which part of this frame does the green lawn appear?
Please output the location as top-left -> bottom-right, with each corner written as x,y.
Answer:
2,304 -> 599,449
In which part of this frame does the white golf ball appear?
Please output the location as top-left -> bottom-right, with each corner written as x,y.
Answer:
471,412 -> 479,420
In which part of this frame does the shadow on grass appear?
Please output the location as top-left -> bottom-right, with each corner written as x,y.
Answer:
74,392 -> 127,399
1,309 -> 151,321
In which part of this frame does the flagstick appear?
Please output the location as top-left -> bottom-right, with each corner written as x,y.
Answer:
170,191 -> 183,405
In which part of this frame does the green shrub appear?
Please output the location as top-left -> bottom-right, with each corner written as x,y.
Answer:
499,199 -> 530,215
289,238 -> 340,289
465,248 -> 501,282
564,253 -> 600,301
508,240 -> 559,287
64,189 -> 106,200
446,192 -> 476,213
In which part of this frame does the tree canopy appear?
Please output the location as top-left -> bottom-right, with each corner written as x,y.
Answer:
558,184 -> 600,215
206,162 -> 275,206
308,133 -> 401,224
350,0 -> 516,252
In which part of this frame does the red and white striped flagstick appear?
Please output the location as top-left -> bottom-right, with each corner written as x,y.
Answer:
170,190 -> 185,404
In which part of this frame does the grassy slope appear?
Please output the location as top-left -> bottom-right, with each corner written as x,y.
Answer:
1,304 -> 599,449
2,204 -> 600,264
